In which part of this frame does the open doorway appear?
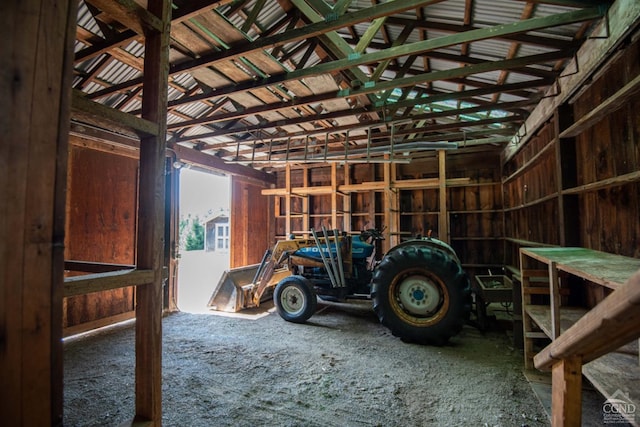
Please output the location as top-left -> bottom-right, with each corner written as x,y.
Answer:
177,167 -> 230,313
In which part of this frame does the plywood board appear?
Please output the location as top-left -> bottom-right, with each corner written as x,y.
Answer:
191,67 -> 233,89
304,74 -> 339,94
193,10 -> 247,45
245,51 -> 286,75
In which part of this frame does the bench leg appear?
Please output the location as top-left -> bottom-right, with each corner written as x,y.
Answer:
551,355 -> 582,427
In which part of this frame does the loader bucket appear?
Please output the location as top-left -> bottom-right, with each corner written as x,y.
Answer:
207,264 -> 260,312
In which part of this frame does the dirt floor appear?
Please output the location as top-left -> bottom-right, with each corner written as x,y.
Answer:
63,251 -> 611,426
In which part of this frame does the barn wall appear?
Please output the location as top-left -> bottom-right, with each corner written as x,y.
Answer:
502,35 -> 640,304
572,39 -> 640,258
230,176 -> 273,268
269,150 -> 504,278
64,143 -> 138,329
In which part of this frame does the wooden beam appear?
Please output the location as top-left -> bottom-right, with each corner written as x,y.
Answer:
503,0 -> 640,163
343,164 -> 351,233
372,22 -> 416,81
178,106 -> 521,141
167,79 -> 547,131
171,50 -> 568,143
559,73 -> 640,138
142,14 -> 584,109
331,163 -> 338,228
64,269 -> 154,297
261,177 -> 472,195
75,0 -> 232,63
241,0 -> 266,33
65,260 -> 136,273
84,0 -> 163,35
273,7 -> 604,82
386,16 -> 582,50
551,356 -> 583,427
534,270 -> 640,370
562,170 -> 640,194
1,0 -> 77,425
133,0 -> 171,424
89,0 -> 444,99
72,90 -> 160,138
285,164 -> 292,236
172,144 -> 276,184
355,16 -> 387,53
438,150 -> 448,242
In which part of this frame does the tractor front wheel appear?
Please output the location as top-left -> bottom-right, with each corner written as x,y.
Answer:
371,245 -> 471,345
274,275 -> 317,323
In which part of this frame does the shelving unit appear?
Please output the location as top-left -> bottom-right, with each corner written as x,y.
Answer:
520,247 -> 640,425
264,150 -> 505,273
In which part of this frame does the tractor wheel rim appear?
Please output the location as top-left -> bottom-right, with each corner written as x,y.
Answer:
281,286 -> 304,315
397,275 -> 442,316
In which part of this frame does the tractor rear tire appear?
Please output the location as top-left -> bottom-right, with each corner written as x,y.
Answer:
274,275 -> 317,323
371,244 -> 471,345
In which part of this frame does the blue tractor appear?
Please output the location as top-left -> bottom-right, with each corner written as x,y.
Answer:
209,228 -> 471,345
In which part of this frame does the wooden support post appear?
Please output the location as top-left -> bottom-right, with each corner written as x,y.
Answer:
331,163 -> 338,229
343,164 -> 351,233
167,164 -> 180,312
302,167 -> 309,233
134,0 -> 171,424
549,261 -> 561,340
285,164 -> 292,236
551,356 -> 583,427
0,1 -> 76,425
242,186 -> 250,265
438,150 -> 448,242
383,157 -> 399,249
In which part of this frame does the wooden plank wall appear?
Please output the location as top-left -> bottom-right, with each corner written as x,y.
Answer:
230,176 -> 273,268
572,39 -> 640,258
0,1 -> 76,425
502,35 -> 640,307
271,151 -> 505,277
64,143 -> 138,329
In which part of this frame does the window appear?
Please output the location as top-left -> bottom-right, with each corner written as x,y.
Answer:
216,224 -> 229,251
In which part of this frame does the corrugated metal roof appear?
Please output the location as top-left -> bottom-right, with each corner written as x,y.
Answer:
71,0 -> 607,169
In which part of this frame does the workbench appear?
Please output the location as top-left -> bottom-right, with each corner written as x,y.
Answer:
520,247 -> 640,426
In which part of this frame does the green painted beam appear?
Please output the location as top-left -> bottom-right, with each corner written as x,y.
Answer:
276,6 -> 605,83
166,78 -> 552,131
88,0 -> 442,99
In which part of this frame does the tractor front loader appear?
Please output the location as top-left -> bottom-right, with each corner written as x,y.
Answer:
208,227 -> 471,345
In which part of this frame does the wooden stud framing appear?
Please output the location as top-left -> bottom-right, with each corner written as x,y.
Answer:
302,167 -> 310,232
331,163 -> 338,228
285,164 -> 292,236
438,150 -> 449,243
343,164 -> 352,233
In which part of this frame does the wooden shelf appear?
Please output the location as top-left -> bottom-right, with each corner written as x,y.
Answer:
503,192 -> 558,212
524,305 -> 588,337
505,237 -> 557,248
521,247 -> 640,290
450,209 -> 502,214
525,304 -> 640,426
502,138 -> 556,185
559,73 -> 640,139
583,350 -> 640,427
521,247 -> 640,426
399,211 -> 438,215
450,237 -> 503,241
562,170 -> 640,195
